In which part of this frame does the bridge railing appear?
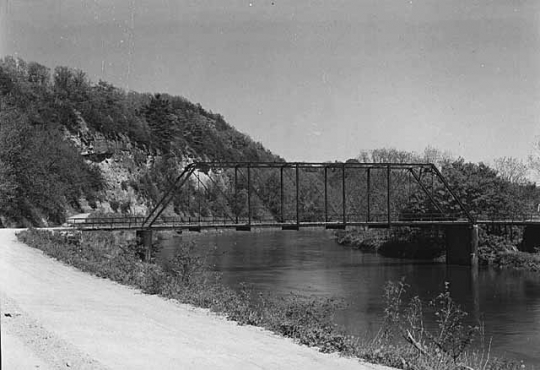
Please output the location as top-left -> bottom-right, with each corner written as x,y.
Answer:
67,211 -> 473,231
67,217 -> 146,229
475,212 -> 540,224
398,212 -> 466,222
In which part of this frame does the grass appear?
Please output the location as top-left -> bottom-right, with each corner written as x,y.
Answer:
17,228 -> 530,370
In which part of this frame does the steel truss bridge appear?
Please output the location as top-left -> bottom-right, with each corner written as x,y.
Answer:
67,161 -> 491,232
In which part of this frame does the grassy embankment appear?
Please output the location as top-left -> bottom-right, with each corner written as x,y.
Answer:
336,227 -> 540,271
17,228 -> 527,370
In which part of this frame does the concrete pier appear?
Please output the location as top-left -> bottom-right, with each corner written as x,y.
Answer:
521,225 -> 540,253
136,229 -> 153,261
445,224 -> 478,266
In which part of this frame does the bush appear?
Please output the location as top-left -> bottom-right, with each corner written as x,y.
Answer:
110,200 -> 120,213
478,232 -> 540,271
119,201 -> 131,214
335,228 -> 387,252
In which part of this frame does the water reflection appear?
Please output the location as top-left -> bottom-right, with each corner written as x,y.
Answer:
160,229 -> 540,366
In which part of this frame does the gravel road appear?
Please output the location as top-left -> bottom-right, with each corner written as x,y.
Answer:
0,228 -> 395,370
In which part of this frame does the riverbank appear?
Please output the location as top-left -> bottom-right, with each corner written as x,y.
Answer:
478,234 -> 540,271
335,227 -> 445,260
336,227 -> 540,271
0,228 -> 393,370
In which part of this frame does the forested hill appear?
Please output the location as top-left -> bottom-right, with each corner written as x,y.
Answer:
0,56 -> 282,227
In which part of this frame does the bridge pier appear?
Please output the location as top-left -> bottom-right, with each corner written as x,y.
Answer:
136,229 -> 153,262
445,225 -> 478,267
520,225 -> 540,252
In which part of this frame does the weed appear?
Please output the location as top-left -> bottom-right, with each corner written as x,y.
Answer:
164,240 -> 213,285
363,280 -> 528,370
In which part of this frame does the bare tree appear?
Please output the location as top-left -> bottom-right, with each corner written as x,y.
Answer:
356,148 -> 419,163
421,146 -> 453,168
356,146 -> 453,168
493,156 -> 529,185
527,138 -> 540,183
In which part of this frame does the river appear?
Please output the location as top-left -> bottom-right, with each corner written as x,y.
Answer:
160,229 -> 540,366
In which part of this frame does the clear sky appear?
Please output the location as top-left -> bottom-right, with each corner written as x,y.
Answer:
2,0 -> 539,163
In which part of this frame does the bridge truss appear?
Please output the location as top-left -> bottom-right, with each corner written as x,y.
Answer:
69,161 -> 477,231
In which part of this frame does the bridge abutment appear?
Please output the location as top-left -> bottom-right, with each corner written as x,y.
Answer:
445,225 -> 478,266
136,229 -> 153,261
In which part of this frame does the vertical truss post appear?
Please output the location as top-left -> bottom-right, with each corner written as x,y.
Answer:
431,168 -> 435,202
187,181 -> 191,221
367,167 -> 371,222
324,166 -> 328,223
247,165 -> 252,226
342,163 -> 346,225
234,166 -> 239,224
197,173 -> 201,225
407,169 -> 411,203
280,166 -> 284,223
387,164 -> 391,226
431,169 -> 435,221
296,163 -> 300,226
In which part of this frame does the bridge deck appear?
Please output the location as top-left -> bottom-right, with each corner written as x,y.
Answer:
66,218 -> 472,231
66,217 -> 540,231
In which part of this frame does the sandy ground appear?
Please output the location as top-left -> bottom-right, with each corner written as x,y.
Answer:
0,228 -> 395,370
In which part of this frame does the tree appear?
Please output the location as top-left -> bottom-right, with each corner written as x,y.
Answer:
438,159 -> 530,218
0,159 -> 17,223
493,157 -> 529,185
144,94 -> 180,153
27,62 -> 50,86
0,106 -> 104,226
357,148 -> 419,164
421,146 -> 453,168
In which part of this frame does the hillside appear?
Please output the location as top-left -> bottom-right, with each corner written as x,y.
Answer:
0,56 -> 282,227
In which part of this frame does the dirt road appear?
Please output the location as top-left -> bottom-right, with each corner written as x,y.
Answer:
0,229 -> 394,370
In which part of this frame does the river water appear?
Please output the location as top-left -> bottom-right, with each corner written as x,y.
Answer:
160,229 -> 540,366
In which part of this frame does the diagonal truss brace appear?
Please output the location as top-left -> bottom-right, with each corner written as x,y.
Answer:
408,167 -> 445,215
430,164 -> 475,224
143,164 -> 196,228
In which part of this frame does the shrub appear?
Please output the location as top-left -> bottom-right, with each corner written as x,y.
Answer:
119,200 -> 131,214
360,280 -> 526,370
110,200 -> 120,213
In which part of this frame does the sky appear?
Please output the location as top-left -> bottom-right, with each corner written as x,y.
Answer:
1,0 -> 540,163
